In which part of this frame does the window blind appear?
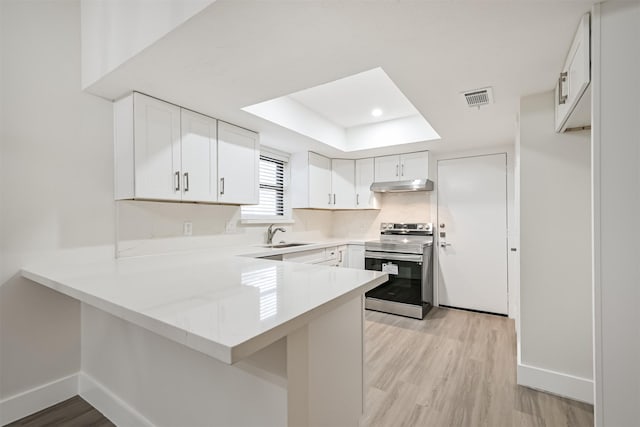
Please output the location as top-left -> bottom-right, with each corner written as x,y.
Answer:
242,155 -> 286,217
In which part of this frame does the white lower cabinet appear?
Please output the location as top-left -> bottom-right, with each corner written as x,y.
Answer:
346,244 -> 365,269
282,246 -> 342,267
337,245 -> 347,267
114,92 -> 259,204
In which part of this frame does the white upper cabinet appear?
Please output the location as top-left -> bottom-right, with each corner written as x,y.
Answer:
374,151 -> 429,182
180,109 -> 217,202
114,92 -> 259,204
331,159 -> 355,209
555,13 -> 591,132
131,93 -> 182,201
355,158 -> 379,209
305,151 -> 332,208
374,155 -> 400,182
217,122 -> 260,205
292,152 -> 361,210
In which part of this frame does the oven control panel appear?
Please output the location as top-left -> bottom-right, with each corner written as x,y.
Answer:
380,223 -> 433,233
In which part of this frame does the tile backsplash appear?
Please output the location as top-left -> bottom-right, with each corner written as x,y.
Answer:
115,191 -> 432,257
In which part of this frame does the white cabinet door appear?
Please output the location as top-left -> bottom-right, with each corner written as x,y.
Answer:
374,155 -> 400,182
217,122 -> 259,205
180,109 -> 217,202
133,93 -> 181,200
308,152 -> 332,208
400,151 -> 429,180
555,13 -> 590,132
346,245 -> 365,269
337,245 -> 347,267
355,158 -> 378,209
331,159 -> 355,209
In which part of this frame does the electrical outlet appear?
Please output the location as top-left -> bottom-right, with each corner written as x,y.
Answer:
225,220 -> 237,233
183,221 -> 193,236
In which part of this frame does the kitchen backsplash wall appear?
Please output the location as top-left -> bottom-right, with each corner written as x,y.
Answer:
116,201 -> 333,257
332,191 -> 433,239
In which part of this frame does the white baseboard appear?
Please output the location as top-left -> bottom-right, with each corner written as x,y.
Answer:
0,373 -> 78,425
517,363 -> 594,404
78,372 -> 155,427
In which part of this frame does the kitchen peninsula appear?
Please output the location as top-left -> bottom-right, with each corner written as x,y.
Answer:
21,244 -> 386,427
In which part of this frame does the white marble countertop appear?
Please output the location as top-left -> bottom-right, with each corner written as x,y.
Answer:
21,241 -> 385,364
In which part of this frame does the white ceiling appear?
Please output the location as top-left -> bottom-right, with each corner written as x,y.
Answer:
242,67 -> 440,151
86,0 -> 596,158
288,67 -> 420,128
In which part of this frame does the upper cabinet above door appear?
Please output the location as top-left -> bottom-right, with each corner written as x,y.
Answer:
555,13 -> 591,132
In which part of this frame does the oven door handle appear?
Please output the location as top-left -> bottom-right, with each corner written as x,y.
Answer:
365,251 -> 423,263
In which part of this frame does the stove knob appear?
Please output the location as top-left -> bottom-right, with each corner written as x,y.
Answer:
387,224 -> 394,229
417,224 -> 424,229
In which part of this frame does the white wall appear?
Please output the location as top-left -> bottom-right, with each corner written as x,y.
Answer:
518,91 -> 593,402
591,2 -> 640,425
115,201 -> 334,257
0,0 -> 114,400
81,0 -> 215,89
332,192 -> 433,240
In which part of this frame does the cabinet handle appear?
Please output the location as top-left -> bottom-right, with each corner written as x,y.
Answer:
338,251 -> 343,263
401,164 -> 404,176
558,71 -> 568,105
328,193 -> 331,205
356,194 -> 360,205
333,194 -> 336,205
183,173 -> 189,192
220,177 -> 225,195
396,164 -> 399,176
174,171 -> 180,192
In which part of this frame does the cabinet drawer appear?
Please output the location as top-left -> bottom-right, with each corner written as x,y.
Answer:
282,247 -> 338,264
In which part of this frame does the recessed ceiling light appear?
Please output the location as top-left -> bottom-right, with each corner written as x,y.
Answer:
371,108 -> 382,117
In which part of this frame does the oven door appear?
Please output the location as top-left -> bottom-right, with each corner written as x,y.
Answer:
364,251 -> 424,306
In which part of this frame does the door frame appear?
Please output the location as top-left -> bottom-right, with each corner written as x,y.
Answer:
431,146 -> 518,320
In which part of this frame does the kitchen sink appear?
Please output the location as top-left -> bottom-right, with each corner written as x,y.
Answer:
262,242 -> 311,249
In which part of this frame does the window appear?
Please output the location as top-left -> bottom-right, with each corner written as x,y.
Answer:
241,151 -> 291,222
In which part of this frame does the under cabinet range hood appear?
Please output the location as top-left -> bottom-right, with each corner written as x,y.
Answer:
370,179 -> 434,193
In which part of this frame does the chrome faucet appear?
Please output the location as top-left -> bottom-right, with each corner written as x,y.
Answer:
266,224 -> 286,245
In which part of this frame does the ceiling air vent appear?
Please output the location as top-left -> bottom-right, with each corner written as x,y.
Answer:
462,87 -> 493,109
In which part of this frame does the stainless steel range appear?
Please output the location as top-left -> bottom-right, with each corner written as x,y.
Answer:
364,223 -> 434,319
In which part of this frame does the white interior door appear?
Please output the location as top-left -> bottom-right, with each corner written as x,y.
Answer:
437,154 -> 508,315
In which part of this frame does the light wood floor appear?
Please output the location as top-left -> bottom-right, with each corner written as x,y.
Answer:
362,307 -> 594,427
8,307 -> 593,427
